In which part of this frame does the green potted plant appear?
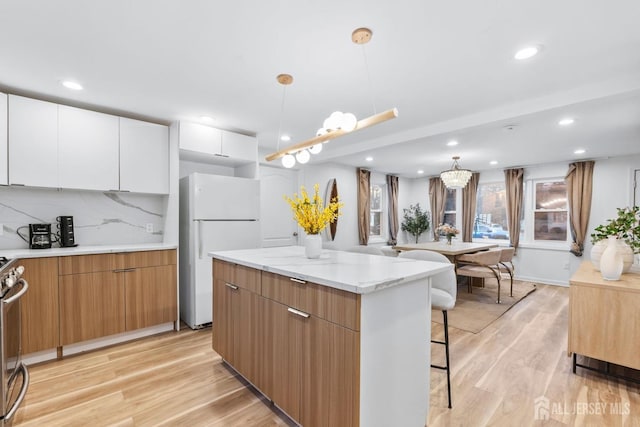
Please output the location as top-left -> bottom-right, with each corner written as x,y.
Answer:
590,206 -> 639,272
401,203 -> 431,243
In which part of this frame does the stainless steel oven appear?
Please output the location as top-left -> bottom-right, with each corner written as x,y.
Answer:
0,258 -> 29,427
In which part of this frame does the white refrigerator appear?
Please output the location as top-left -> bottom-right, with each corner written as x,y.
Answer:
179,173 -> 261,329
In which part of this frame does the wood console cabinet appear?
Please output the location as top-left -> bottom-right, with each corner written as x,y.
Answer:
568,261 -> 640,370
59,250 -> 177,344
212,260 -> 359,426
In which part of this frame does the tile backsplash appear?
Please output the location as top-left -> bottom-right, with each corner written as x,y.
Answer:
0,186 -> 166,250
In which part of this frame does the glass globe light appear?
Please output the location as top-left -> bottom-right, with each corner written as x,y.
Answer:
309,144 -> 323,154
341,113 -> 357,132
323,111 -> 344,131
316,128 -> 327,137
282,154 -> 296,168
295,149 -> 310,164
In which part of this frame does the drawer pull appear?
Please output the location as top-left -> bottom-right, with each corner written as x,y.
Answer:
225,283 -> 239,290
287,307 -> 310,318
113,268 -> 136,273
289,277 -> 306,285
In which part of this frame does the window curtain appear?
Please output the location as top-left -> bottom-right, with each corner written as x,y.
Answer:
357,168 -> 371,245
565,161 -> 595,257
386,174 -> 399,245
429,177 -> 446,241
461,172 -> 480,242
504,168 -> 524,254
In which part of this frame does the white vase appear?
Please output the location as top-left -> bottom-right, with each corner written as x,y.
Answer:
591,239 -> 634,273
600,236 -> 623,281
305,234 -> 322,259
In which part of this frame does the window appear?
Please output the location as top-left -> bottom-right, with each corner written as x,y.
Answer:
443,189 -> 456,227
533,180 -> 568,241
369,184 -> 383,237
474,183 -> 509,240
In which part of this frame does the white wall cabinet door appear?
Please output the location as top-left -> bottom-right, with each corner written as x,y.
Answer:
8,95 -> 59,188
119,117 -> 169,194
221,130 -> 256,162
178,122 -> 222,155
0,93 -> 7,185
58,105 -> 119,191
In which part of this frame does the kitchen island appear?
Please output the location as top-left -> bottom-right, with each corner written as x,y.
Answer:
209,246 -> 453,427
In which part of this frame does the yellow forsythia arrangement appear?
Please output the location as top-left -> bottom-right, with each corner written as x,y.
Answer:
284,184 -> 343,235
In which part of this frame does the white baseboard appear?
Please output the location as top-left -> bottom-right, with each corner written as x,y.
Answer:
515,275 -> 569,287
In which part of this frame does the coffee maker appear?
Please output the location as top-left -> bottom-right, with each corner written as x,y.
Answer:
56,216 -> 77,247
28,224 -> 52,249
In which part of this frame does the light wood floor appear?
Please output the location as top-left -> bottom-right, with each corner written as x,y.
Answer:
13,284 -> 640,427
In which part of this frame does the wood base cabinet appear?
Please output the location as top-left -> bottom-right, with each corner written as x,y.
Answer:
19,257 -> 60,354
212,260 -> 360,426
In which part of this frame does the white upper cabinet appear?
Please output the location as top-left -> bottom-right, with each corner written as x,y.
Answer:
221,130 -> 257,162
0,93 -> 7,185
119,117 -> 169,194
58,105 -> 120,191
8,95 -> 59,188
178,122 -> 222,156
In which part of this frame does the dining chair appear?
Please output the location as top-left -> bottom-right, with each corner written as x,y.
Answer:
497,247 -> 515,296
346,245 -> 385,256
456,249 -> 503,303
399,250 -> 456,408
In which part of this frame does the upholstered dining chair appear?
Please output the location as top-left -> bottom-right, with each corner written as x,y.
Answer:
456,249 -> 503,303
399,250 -> 456,408
496,247 -> 515,296
346,246 -> 385,256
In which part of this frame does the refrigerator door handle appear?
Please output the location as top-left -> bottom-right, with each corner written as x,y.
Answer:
197,220 -> 203,259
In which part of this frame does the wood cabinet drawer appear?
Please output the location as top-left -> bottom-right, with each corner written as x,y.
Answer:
213,260 -> 261,293
262,271 -> 360,331
122,249 -> 176,269
59,253 -> 120,275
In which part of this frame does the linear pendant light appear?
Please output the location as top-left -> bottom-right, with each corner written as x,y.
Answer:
266,27 -> 398,165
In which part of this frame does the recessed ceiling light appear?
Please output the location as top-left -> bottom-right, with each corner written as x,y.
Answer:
200,115 -> 214,123
447,140 -> 458,146
558,118 -> 575,126
417,170 -> 424,174
574,149 -> 586,154
280,135 -> 291,142
365,156 -> 373,162
490,160 -> 498,165
61,80 -> 83,90
514,45 -> 540,60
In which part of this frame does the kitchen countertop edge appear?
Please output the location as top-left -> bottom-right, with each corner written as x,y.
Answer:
0,243 -> 178,259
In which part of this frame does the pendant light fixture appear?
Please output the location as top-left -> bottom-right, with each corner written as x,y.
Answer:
266,27 -> 398,166
440,156 -> 473,189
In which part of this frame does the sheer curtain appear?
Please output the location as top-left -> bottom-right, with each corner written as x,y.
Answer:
461,172 -> 480,242
386,175 -> 399,245
357,168 -> 371,245
429,177 -> 446,241
504,168 -> 524,253
565,161 -> 595,256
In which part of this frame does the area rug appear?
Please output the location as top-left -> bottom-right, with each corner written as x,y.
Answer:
432,279 -> 537,334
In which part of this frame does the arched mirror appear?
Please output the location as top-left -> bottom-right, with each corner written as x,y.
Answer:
324,178 -> 339,241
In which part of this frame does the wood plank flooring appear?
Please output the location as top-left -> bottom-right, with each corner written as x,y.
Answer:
13,284 -> 640,426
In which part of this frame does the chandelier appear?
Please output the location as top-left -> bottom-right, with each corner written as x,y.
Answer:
266,27 -> 398,168
440,156 -> 472,189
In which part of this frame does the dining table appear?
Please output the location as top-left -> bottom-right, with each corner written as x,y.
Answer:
392,241 -> 498,264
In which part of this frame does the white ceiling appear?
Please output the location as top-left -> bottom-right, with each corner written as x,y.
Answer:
1,0 -> 639,177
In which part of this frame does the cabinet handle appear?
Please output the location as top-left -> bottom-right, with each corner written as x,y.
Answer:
225,283 -> 239,290
287,307 -> 310,318
289,278 -> 306,285
214,153 -> 230,158
113,268 -> 136,273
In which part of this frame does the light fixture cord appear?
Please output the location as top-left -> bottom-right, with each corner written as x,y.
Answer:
360,44 -> 377,114
277,84 -> 287,151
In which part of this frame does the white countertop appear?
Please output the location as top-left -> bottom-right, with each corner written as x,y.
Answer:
0,243 -> 178,259
209,246 -> 453,294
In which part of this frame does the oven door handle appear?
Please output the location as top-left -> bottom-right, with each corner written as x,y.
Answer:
4,363 -> 29,422
3,279 -> 29,305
